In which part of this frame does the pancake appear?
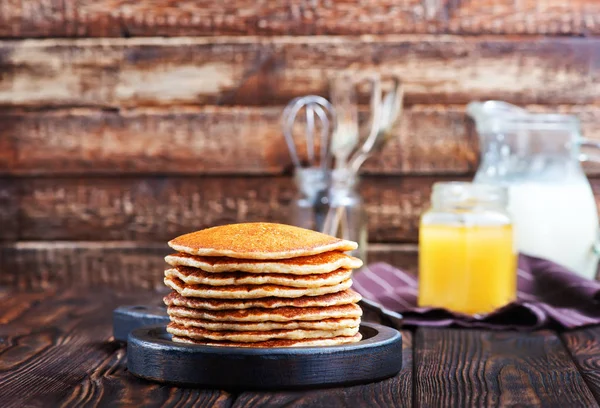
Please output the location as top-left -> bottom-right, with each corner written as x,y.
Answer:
168,223 -> 357,259
165,266 -> 352,288
169,315 -> 360,331
167,322 -> 359,342
165,251 -> 363,274
163,290 -> 362,310
166,303 -> 362,322
171,333 -> 362,347
164,275 -> 353,299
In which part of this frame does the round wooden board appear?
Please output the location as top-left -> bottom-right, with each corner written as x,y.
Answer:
113,305 -> 169,342
127,322 -> 402,389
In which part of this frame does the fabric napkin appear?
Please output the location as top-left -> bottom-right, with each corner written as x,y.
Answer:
352,255 -> 600,330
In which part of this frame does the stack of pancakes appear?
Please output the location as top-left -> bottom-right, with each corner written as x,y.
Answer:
163,222 -> 364,347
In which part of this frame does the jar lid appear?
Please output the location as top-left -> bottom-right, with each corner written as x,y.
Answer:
432,182 -> 508,209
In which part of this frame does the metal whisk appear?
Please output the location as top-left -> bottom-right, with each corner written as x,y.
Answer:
282,96 -> 336,232
281,95 -> 336,171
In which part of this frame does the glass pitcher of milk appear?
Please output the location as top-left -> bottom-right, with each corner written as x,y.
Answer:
467,101 -> 600,280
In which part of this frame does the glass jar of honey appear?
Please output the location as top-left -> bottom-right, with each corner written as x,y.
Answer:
418,182 -> 516,315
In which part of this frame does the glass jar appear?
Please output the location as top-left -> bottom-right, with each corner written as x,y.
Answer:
291,167 -> 367,262
418,182 -> 516,315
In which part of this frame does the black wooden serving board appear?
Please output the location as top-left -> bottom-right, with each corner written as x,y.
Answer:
127,322 -> 402,389
113,305 -> 169,342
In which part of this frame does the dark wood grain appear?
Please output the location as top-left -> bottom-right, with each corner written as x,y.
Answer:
1,289 -> 599,407
0,241 -> 170,291
16,175 -> 461,243
1,0 -> 599,37
4,105 -> 600,177
562,326 -> 600,403
0,289 -> 235,408
11,174 -> 600,243
0,105 -> 481,176
17,175 -> 295,241
0,241 -> 418,290
231,330 -> 412,407
415,328 -> 598,407
59,343 -> 234,408
0,178 -> 18,241
2,37 -> 600,108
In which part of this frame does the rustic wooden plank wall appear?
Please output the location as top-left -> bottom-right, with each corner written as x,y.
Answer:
1,1 -> 600,289
2,1 -> 600,37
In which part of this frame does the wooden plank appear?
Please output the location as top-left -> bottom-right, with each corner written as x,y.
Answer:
0,178 -> 18,241
2,36 -> 600,107
0,241 -> 418,291
6,104 -> 600,177
0,289 -> 235,407
14,175 -> 600,243
16,175 -> 453,243
232,330 -> 412,408
4,105 -> 600,177
414,328 -> 598,407
0,105 -> 479,176
561,326 -> 600,403
1,0 -> 600,37
0,241 -> 170,291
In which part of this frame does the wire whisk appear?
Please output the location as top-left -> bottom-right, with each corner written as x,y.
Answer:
281,95 -> 336,171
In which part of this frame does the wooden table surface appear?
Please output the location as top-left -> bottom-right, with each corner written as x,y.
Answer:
1,288 -> 599,408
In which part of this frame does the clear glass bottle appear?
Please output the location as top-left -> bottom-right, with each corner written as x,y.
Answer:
419,182 -> 516,315
291,168 -> 367,262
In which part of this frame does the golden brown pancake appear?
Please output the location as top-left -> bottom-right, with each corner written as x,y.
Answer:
169,315 -> 360,331
171,333 -> 362,347
165,266 -> 352,288
168,223 -> 358,259
165,251 -> 363,274
163,290 -> 362,310
166,303 -> 363,322
167,322 -> 359,342
164,275 -> 353,299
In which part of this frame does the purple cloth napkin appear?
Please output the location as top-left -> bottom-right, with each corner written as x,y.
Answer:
353,255 -> 600,330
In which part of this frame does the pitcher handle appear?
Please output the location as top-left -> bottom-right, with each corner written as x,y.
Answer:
594,230 -> 600,256
579,139 -> 600,162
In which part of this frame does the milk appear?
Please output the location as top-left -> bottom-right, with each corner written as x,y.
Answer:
508,181 -> 599,279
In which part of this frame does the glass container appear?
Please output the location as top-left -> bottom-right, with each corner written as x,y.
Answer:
468,101 -> 600,280
291,167 -> 367,262
419,182 -> 516,315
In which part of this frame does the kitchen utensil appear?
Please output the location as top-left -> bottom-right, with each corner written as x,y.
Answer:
282,95 -> 335,171
317,75 -> 382,244
319,75 -> 381,234
321,76 -> 404,241
329,73 -> 360,171
467,100 -> 600,279
348,76 -> 404,173
282,96 -> 336,231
